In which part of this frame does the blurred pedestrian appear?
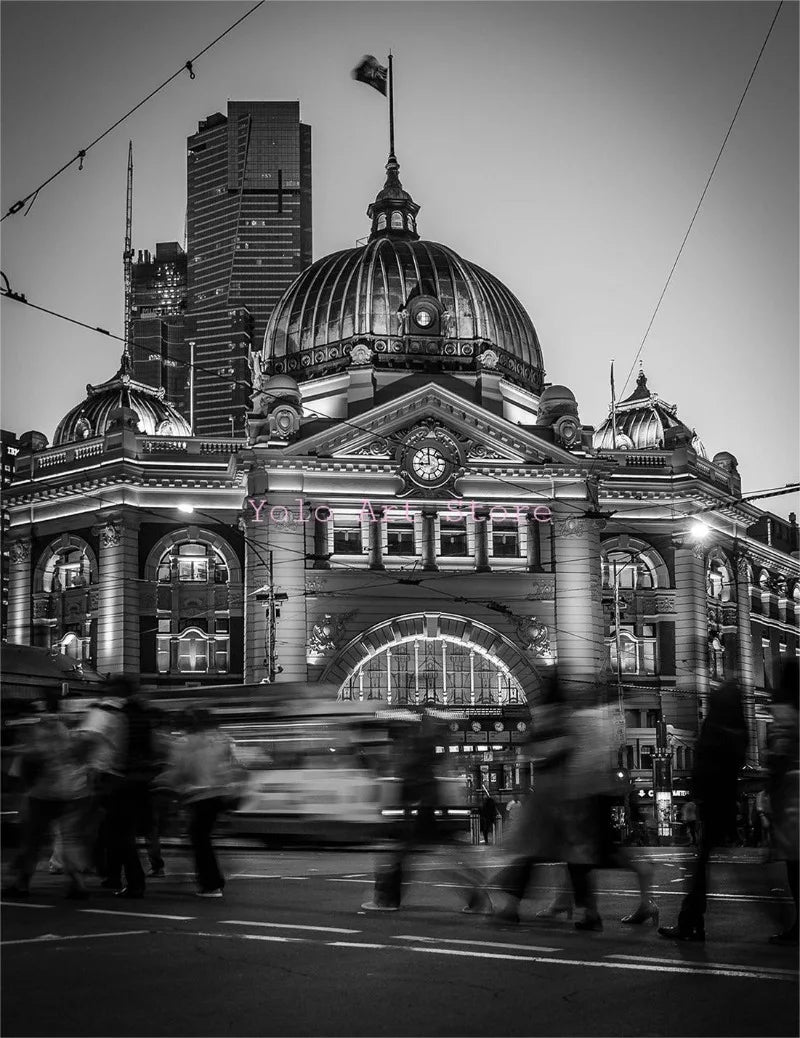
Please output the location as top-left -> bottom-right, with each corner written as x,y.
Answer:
658,681 -> 747,942
164,709 -> 240,898
2,695 -> 90,900
682,799 -> 698,847
765,659 -> 798,945
77,692 -> 127,885
479,792 -> 499,845
755,789 -> 772,850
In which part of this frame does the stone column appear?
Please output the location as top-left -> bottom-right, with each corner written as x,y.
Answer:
552,512 -> 605,706
526,512 -> 542,573
670,536 -> 709,734
7,536 -> 32,644
93,512 -> 140,675
368,506 -> 385,570
313,508 -> 331,569
474,510 -> 489,572
735,552 -> 758,765
242,489 -> 308,684
422,510 -> 438,572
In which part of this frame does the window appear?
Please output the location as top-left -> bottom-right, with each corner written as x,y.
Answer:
706,558 -> 732,601
440,519 -> 468,557
157,542 -> 229,584
603,551 -> 654,590
377,214 -> 387,230
391,211 -> 403,229
333,520 -> 363,555
491,521 -> 519,557
640,745 -> 654,770
607,623 -> 657,675
386,522 -> 415,556
45,546 -> 91,592
709,633 -> 725,679
645,709 -> 661,728
156,627 -> 227,675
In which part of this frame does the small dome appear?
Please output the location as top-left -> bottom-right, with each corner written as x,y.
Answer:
712,450 -> 738,472
263,374 -> 301,395
539,385 -> 575,404
54,354 -> 191,445
593,369 -> 705,455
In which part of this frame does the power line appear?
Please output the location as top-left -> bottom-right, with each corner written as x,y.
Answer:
619,0 -> 784,396
1,1 -> 266,223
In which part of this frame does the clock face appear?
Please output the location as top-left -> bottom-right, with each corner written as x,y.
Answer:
411,444 -> 446,482
415,307 -> 434,328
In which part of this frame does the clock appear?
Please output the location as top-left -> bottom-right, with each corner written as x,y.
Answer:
411,444 -> 446,482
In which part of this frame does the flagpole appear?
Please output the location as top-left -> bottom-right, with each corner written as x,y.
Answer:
610,360 -> 618,450
388,51 -> 395,159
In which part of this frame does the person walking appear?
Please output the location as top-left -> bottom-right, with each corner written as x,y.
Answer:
682,799 -> 698,847
658,681 -> 748,942
2,696 -> 90,900
765,659 -> 799,945
479,792 -> 499,845
166,710 -> 239,898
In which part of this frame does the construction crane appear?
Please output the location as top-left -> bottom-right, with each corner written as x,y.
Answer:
122,141 -> 134,357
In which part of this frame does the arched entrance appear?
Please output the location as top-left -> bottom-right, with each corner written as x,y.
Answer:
323,612 -> 543,797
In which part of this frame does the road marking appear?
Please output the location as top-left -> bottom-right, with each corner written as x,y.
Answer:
670,878 -> 685,883
281,877 -> 309,881
342,874 -> 368,879
221,920 -> 361,934
396,935 -> 561,953
2,930 -> 148,947
327,941 -> 389,949
0,901 -> 53,909
230,874 -> 282,879
194,931 -> 302,944
607,954 -> 799,977
398,945 -> 795,980
80,909 -> 194,921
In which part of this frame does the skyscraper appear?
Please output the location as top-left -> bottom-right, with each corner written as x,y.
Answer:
186,102 -> 312,437
130,242 -> 190,419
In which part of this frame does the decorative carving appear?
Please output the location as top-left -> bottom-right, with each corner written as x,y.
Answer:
100,520 -> 122,548
525,581 -> 555,600
514,616 -> 551,657
308,612 -> 355,655
351,439 -> 391,457
654,594 -> 675,613
467,443 -> 507,461
735,553 -> 750,581
479,349 -> 499,370
8,538 -> 31,564
32,597 -> 52,619
349,342 -> 373,366
248,350 -> 267,394
556,517 -> 604,538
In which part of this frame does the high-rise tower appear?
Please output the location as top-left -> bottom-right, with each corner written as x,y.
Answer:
129,243 -> 190,419
186,101 -> 312,437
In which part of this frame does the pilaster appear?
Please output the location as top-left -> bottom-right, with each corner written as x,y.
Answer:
7,536 -> 32,644
735,552 -> 758,765
669,535 -> 708,733
552,512 -> 605,705
93,512 -> 140,675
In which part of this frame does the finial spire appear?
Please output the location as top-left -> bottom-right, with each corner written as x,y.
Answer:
123,141 -> 134,360
388,52 -> 395,161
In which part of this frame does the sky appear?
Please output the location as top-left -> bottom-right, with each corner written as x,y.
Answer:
1,0 -> 797,518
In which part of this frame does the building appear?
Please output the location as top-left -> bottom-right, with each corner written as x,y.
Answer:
1,429 -> 20,640
129,242 -> 190,419
4,148 -> 798,815
186,102 -> 312,438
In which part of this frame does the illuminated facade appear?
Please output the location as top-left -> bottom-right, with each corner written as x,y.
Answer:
4,151 -> 798,809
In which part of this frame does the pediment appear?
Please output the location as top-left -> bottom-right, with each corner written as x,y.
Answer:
290,385 -> 579,467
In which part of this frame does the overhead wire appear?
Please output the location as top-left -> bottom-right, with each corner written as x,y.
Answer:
619,0 -> 785,396
1,1 -> 266,223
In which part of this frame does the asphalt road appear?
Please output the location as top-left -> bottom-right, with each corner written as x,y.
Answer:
2,845 -> 797,1038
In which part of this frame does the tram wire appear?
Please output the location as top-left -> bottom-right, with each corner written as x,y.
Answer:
1,2 -> 266,223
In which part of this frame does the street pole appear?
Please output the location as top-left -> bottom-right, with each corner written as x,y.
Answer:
267,549 -> 276,682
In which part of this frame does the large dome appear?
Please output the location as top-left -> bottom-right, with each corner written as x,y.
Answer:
54,354 -> 192,445
262,156 -> 544,392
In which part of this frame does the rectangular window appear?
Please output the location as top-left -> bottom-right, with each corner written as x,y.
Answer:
491,520 -> 519,557
386,522 -> 415,556
607,623 -> 657,676
333,521 -> 363,555
640,745 -> 654,770
440,519 -> 468,557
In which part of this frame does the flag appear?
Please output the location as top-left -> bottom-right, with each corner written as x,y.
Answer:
352,54 -> 388,96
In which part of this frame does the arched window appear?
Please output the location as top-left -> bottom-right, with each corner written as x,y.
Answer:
602,551 -> 655,590
706,557 -> 732,602
156,542 -> 229,584
156,626 -> 229,675
390,211 -> 403,230
377,213 -> 387,230
408,216 -> 416,232
43,545 -> 93,592
759,569 -> 771,589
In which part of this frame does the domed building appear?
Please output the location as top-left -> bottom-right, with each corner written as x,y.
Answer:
4,147 -> 798,823
54,353 -> 192,444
